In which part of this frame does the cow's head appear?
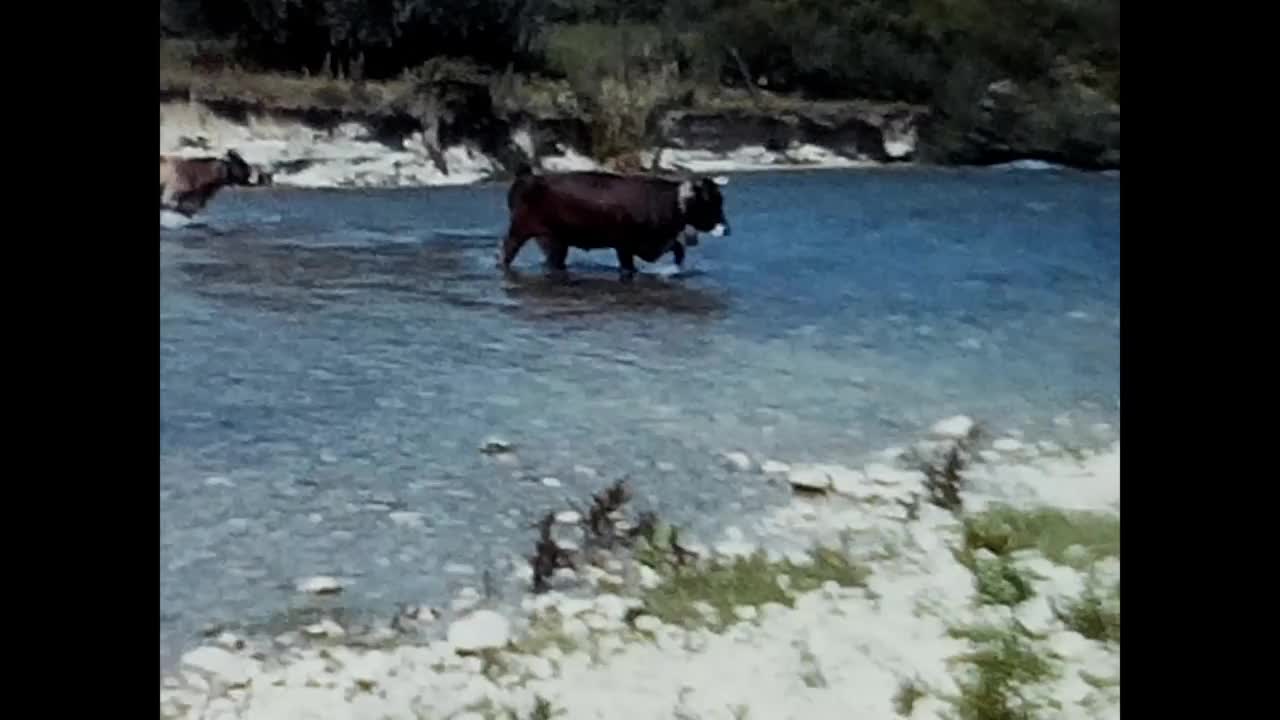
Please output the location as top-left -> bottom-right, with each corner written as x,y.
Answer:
223,150 -> 268,186
678,176 -> 731,237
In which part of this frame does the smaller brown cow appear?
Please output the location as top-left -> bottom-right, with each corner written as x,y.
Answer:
160,150 -> 271,217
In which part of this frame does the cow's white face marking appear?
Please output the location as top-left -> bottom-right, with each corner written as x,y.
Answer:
709,223 -> 727,237
677,180 -> 694,213
711,175 -> 730,187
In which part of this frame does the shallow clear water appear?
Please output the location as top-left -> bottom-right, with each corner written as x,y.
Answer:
159,167 -> 1119,665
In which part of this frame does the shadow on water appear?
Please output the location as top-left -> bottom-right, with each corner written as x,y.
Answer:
498,265 -> 730,321
168,230 -> 730,322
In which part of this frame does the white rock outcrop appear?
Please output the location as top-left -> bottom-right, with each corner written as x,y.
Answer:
447,610 -> 512,652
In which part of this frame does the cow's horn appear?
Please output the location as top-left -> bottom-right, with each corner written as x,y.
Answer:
712,175 -> 730,186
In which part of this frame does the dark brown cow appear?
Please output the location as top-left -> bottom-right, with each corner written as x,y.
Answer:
500,164 -> 731,280
160,150 -> 271,218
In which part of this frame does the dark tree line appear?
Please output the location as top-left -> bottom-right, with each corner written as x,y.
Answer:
160,0 -> 1119,105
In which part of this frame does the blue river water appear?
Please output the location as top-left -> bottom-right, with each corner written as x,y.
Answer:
160,165 -> 1119,666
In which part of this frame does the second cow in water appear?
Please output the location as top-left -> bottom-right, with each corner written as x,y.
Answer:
500,164 -> 732,280
160,149 -> 271,218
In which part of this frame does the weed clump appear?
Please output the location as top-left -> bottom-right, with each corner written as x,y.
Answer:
962,506 -> 1119,567
1053,579 -> 1120,644
972,555 -> 1037,606
530,512 -> 577,594
529,479 -> 697,593
639,547 -> 868,629
948,622 -> 1058,720
922,446 -> 968,512
894,678 -> 926,716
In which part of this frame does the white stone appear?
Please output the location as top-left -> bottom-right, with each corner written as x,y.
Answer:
878,447 -> 907,461
1037,441 -> 1063,455
584,612 -> 612,632
563,618 -> 592,643
205,476 -> 234,488
721,451 -> 754,472
180,646 -> 257,687
444,563 -> 476,575
788,464 -> 834,492
215,631 -> 244,650
863,464 -> 923,491
785,549 -> 815,567
540,477 -> 562,488
993,438 -> 1024,453
204,698 -> 239,720
296,576 -> 343,595
303,619 -> 345,638
979,450 -> 1003,464
638,564 -> 663,589
733,605 -> 758,622
829,467 -> 870,497
594,594 -> 632,622
447,610 -> 511,652
523,655 -> 555,680
715,540 -> 757,559
634,615 -> 663,633
931,415 -> 976,440
551,597 -> 593,618
480,436 -> 514,454
1054,414 -> 1073,427
344,653 -> 387,686
761,460 -> 791,474
389,511 -> 425,528
1062,544 -> 1091,567
554,511 -> 582,525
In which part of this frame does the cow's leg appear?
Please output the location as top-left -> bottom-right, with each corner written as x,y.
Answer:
542,239 -> 569,272
615,249 -> 638,282
499,227 -> 533,269
670,240 -> 686,268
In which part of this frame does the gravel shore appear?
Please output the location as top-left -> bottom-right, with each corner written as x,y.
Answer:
161,420 -> 1120,720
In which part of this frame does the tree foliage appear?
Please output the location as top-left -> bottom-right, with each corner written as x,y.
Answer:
159,0 -> 1119,105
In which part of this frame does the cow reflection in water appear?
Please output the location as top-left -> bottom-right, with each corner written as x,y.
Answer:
500,163 -> 732,281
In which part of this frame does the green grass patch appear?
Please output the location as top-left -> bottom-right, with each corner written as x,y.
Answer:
894,678 -> 927,716
948,622 -> 1058,720
1054,578 -> 1120,644
972,556 -> 1037,606
639,547 -> 869,629
510,614 -> 581,657
962,505 -> 1119,568
527,696 -> 563,720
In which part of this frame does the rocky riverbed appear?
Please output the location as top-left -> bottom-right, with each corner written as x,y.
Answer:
160,418 -> 1120,720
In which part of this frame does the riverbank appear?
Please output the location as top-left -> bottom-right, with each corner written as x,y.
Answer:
159,95 -> 919,190
159,55 -> 1118,190
160,420 -> 1120,720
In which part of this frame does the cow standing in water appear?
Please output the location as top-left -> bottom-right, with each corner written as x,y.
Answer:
160,150 -> 271,218
500,164 -> 731,280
